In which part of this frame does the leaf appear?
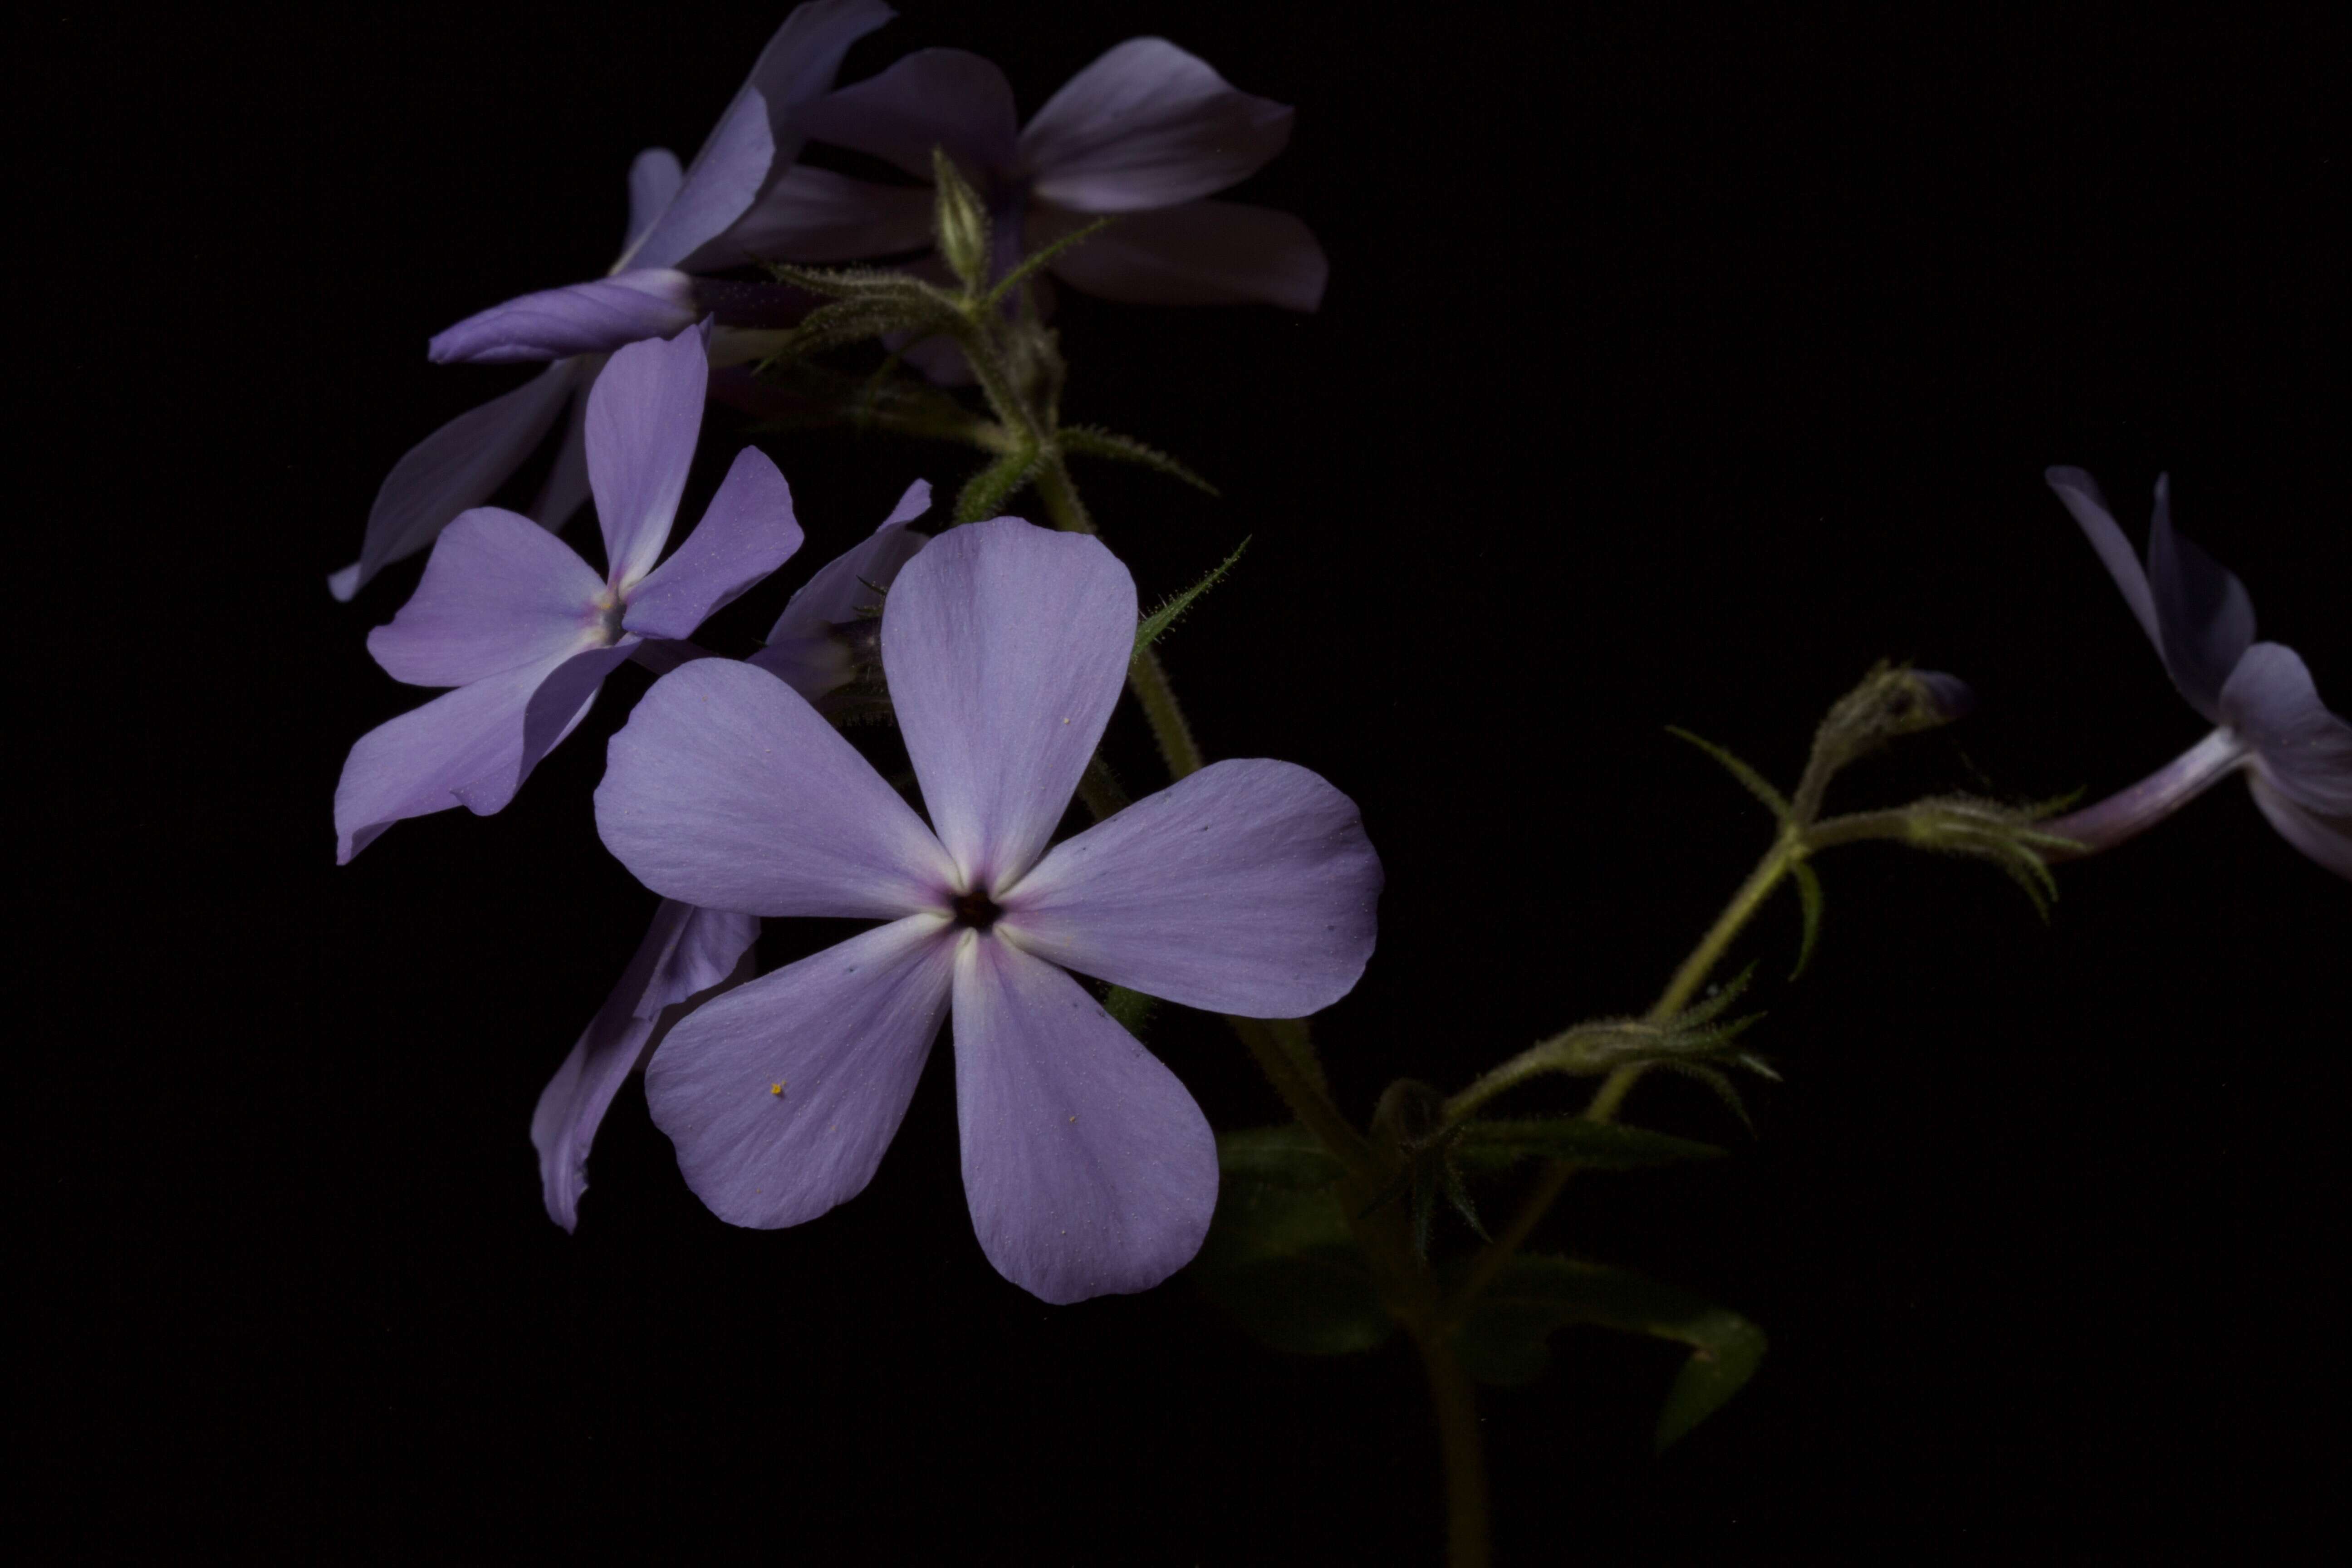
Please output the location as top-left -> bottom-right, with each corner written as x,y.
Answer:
1450,1118 -> 1725,1173
1451,1254 -> 1765,1449
1134,539 -> 1249,658
757,295 -> 954,365
1666,727 -> 1791,821
1192,1127 -> 1392,1356
1789,857 -> 1824,980
982,216 -> 1114,310
953,448 -> 1042,524
1059,426 -> 1220,495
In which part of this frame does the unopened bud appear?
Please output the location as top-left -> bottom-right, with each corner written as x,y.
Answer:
1813,662 -> 1973,774
932,147 -> 992,292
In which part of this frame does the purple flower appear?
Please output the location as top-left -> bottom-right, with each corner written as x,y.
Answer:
329,0 -> 892,602
2042,467 -> 2351,879
531,483 -> 934,1229
334,326 -> 802,863
593,518 -> 1382,1301
736,38 -> 1327,313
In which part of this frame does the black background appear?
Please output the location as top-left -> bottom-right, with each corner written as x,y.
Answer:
31,2 -> 2346,1562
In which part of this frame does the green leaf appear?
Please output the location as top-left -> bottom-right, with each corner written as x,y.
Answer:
1102,985 -> 1158,1042
1192,1127 -> 1392,1356
757,295 -> 954,365
1666,726 -> 1791,821
1789,857 -> 1824,980
1452,1254 -> 1765,1449
1059,425 -> 1220,495
1450,1118 -> 1725,1173
953,448 -> 1042,524
982,216 -> 1114,311
1134,539 -> 1249,658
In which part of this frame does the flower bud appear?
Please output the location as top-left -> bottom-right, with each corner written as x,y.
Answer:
931,147 -> 992,292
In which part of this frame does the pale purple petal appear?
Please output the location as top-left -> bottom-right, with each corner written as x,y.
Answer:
1000,758 -> 1381,1016
2221,642 -> 2352,816
364,507 -> 602,687
2045,466 -> 2161,652
526,372 -> 595,532
453,643 -> 637,817
2246,774 -> 2352,882
1020,39 -> 1293,213
884,518 -> 1136,889
796,48 -> 1019,182
951,936 -> 1217,1303
748,480 -> 931,698
428,271 -> 699,365
2146,475 -> 2257,721
588,325 -> 710,588
331,361 -> 582,601
625,149 -> 685,251
624,447 -> 804,641
596,657 -> 956,916
532,899 -> 760,1231
334,652 -> 567,862
645,914 -> 957,1228
1036,199 -> 1327,310
719,164 -> 938,264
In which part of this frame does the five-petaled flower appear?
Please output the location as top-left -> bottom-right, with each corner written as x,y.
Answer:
334,325 -> 802,862
329,0 -> 892,601
2041,467 -> 2351,879
594,517 -> 1382,1302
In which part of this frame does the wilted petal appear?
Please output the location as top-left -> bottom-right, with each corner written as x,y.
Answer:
532,899 -> 760,1231
1037,199 -> 1326,310
2245,773 -> 2352,882
331,361 -> 582,601
1001,758 -> 1381,1016
2045,466 -> 2161,653
428,271 -> 700,365
1021,39 -> 1293,213
796,48 -> 1019,182
646,914 -> 957,1228
365,507 -> 603,687
951,935 -> 1217,1303
335,653 -> 566,862
625,148 -> 685,252
2221,642 -> 2352,816
2146,475 -> 2257,721
454,643 -> 636,817
721,164 -> 937,264
884,518 -> 1135,889
625,447 -> 804,640
588,326 -> 710,588
596,657 -> 955,916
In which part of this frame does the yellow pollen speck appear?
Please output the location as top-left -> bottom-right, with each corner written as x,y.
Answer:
1068,1115 -> 1078,1123
1061,716 -> 1069,724
770,1083 -> 785,1095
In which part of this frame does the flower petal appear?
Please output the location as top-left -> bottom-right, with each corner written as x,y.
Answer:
622,86 -> 771,272
527,371 -> 595,533
596,657 -> 955,916
2245,773 -> 2352,882
645,914 -> 957,1229
883,517 -> 1136,889
749,480 -> 931,698
625,148 -> 684,252
1036,198 -> 1326,310
532,899 -> 760,1231
335,652 -> 568,862
427,271 -> 701,365
453,642 -> 637,817
720,164 -> 938,264
364,507 -> 603,688
2045,466 -> 2161,653
1019,39 -> 1293,212
796,48 -> 1019,181
1000,758 -> 1381,1016
330,361 -> 582,602
951,935 -> 1217,1303
588,325 -> 710,588
624,447 -> 804,642
2220,642 -> 2352,816
2146,475 -> 2257,721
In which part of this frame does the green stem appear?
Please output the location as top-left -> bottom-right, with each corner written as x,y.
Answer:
1412,1324 -> 1493,1568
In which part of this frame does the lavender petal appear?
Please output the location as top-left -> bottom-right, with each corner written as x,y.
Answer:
1020,39 -> 1294,213
625,149 -> 685,252
334,652 -> 569,862
2045,466 -> 2161,654
2245,774 -> 2352,882
2145,475 -> 2257,721
453,643 -> 636,817
795,48 -> 1019,182
588,325 -> 710,589
1035,198 -> 1327,310
720,164 -> 937,265
428,271 -> 700,366
625,447 -> 804,642
2220,642 -> 2352,816
364,507 -> 603,688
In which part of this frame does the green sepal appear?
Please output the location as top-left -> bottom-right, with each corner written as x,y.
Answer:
1450,1118 -> 1725,1173
1897,794 -> 2070,920
1789,857 -> 1824,979
1102,985 -> 1158,1042
1450,1253 -> 1765,1449
755,294 -> 956,366
953,447 -> 1043,524
1666,726 -> 1791,821
762,260 -> 945,304
1134,539 -> 1250,658
981,216 -> 1114,311
1059,425 -> 1220,495
1192,1127 -> 1393,1356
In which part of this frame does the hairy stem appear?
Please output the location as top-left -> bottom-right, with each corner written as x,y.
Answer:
1412,1324 -> 1493,1568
